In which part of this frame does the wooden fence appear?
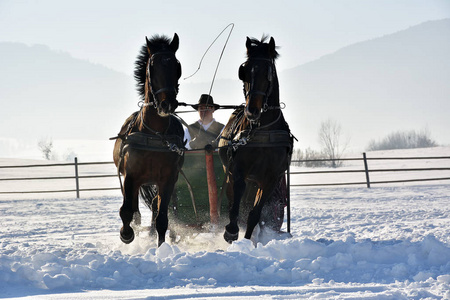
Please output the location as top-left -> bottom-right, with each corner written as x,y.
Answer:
1,154 -> 450,198
290,153 -> 450,187
0,158 -> 120,198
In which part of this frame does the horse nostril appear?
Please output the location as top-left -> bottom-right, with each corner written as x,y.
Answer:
245,107 -> 261,121
160,100 -> 169,110
159,99 -> 178,114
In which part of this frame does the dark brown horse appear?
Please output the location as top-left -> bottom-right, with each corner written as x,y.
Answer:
219,36 -> 293,243
113,34 -> 184,247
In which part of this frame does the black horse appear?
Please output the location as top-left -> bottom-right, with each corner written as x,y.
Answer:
113,34 -> 184,247
219,36 -> 293,243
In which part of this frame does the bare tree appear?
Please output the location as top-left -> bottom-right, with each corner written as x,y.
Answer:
318,119 -> 348,168
38,137 -> 53,160
367,128 -> 437,151
291,148 -> 328,168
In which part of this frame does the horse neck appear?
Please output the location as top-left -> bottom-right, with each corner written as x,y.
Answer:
140,99 -> 169,134
259,77 -> 282,126
268,75 -> 280,106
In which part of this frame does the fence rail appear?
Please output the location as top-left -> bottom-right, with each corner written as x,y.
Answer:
290,154 -> 450,188
1,153 -> 450,198
0,157 -> 121,197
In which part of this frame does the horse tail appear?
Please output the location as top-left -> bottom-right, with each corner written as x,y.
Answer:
139,184 -> 158,212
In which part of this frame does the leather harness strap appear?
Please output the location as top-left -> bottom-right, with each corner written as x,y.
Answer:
122,132 -> 184,154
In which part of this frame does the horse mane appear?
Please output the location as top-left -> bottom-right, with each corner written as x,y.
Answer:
246,35 -> 279,60
134,35 -> 173,100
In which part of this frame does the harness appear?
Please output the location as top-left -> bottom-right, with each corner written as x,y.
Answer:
112,110 -> 185,157
220,107 -> 294,153
228,129 -> 293,151
111,110 -> 186,194
121,131 -> 185,157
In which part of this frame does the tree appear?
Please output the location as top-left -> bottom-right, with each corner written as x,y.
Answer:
291,148 -> 327,168
318,119 -> 348,168
38,137 -> 53,160
367,128 -> 437,151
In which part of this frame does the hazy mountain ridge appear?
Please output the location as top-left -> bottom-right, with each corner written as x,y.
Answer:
0,42 -> 137,141
1,19 -> 449,157
279,18 -> 450,149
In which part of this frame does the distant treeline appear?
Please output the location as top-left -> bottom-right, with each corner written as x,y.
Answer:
367,129 -> 437,151
292,129 -> 438,168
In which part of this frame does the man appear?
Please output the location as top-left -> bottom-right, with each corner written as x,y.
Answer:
184,94 -> 225,150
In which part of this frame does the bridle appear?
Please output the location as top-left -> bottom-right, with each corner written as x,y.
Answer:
239,57 -> 277,114
146,51 -> 181,109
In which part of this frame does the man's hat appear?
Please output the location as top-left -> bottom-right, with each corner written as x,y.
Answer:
192,94 -> 220,110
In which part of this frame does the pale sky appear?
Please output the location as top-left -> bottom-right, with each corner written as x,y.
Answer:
1,0 -> 449,83
1,0 -> 450,159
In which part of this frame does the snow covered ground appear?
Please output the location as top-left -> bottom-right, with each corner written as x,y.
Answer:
0,147 -> 449,299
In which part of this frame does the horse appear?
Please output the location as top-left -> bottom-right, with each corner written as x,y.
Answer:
218,36 -> 293,243
112,33 -> 185,247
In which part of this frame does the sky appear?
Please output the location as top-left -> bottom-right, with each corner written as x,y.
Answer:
1,0 -> 449,83
1,0 -> 450,159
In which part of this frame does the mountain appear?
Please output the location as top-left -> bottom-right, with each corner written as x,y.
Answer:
279,19 -> 450,150
0,42 -> 241,146
1,18 -> 449,158
0,43 -> 136,141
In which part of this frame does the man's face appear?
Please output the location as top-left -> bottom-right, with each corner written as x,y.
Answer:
198,104 -> 214,122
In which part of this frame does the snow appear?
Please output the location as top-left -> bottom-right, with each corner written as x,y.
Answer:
0,147 -> 449,299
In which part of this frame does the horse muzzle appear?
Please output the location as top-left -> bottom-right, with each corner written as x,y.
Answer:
157,98 -> 179,117
244,106 -> 261,122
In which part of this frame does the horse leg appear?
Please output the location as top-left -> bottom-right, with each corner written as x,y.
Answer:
244,179 -> 278,240
224,171 -> 246,243
260,175 -> 286,232
150,192 -> 158,237
119,176 -> 140,244
155,180 -> 175,247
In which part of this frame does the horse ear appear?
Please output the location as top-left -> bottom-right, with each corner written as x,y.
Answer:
269,37 -> 276,55
170,33 -> 179,52
246,37 -> 252,51
146,36 -> 153,54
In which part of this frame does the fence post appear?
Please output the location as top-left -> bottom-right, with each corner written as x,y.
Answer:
363,152 -> 371,188
286,165 -> 291,233
74,157 -> 80,198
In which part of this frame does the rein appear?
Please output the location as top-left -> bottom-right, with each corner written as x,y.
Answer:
241,57 -> 276,113
177,102 -> 244,111
146,51 -> 180,105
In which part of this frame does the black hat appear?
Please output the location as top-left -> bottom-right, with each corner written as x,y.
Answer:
192,94 -> 220,110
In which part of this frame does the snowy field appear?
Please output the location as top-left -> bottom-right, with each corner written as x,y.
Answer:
0,147 -> 449,299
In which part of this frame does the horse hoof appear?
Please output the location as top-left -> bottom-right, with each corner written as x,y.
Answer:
120,227 -> 135,244
223,230 -> 239,243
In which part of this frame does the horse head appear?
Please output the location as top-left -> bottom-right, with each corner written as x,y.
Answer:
239,36 -> 278,123
144,33 -> 181,117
